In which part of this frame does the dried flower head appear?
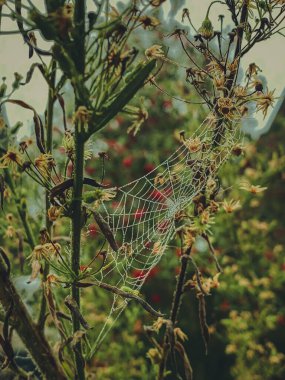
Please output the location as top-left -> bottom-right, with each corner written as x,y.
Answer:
108,47 -> 134,76
73,106 -> 92,128
256,89 -> 275,117
152,241 -> 163,255
29,243 -> 61,262
0,149 -> 22,168
232,144 -> 244,156
48,205 -> 62,222
34,153 -> 56,178
234,85 -> 248,98
201,210 -> 210,224
184,137 -> 202,153
240,183 -> 267,194
5,225 -> 15,238
125,99 -> 148,136
214,76 -> 225,91
222,199 -> 241,213
154,173 -> 165,186
6,213 -> 13,223
174,327 -> 188,342
139,15 -> 160,29
46,273 -> 60,284
207,60 -> 224,76
62,131 -> 92,160
146,348 -> 161,365
145,45 -> 164,60
183,228 -> 196,247
217,97 -> 236,119
62,131 -> 74,158
246,63 -> 262,77
209,200 -> 219,213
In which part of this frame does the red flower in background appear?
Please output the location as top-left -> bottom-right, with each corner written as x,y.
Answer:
80,265 -> 90,272
144,241 -> 152,249
144,163 -> 155,173
132,269 -> 145,279
149,189 -> 165,202
151,294 -> 161,303
85,166 -> 96,175
163,100 -> 172,109
134,208 -> 145,219
122,156 -> 133,168
175,248 -> 182,257
264,250 -> 275,261
277,315 -> 285,326
148,266 -> 160,278
88,223 -> 97,238
157,219 -> 171,233
175,266 -> 181,276
107,139 -> 125,154
132,266 -> 159,280
115,115 -> 124,125
220,300 -> 231,312
58,146 -> 65,154
164,186 -> 172,198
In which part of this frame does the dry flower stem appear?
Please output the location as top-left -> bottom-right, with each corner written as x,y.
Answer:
38,59 -> 56,331
71,2 -> 86,378
158,245 -> 193,380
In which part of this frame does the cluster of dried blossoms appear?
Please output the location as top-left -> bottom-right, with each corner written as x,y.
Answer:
146,1 -> 284,126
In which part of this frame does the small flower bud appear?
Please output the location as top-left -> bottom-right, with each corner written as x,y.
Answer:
199,16 -> 214,40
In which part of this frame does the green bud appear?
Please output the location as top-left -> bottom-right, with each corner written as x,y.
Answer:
12,72 -> 23,90
199,16 -> 214,40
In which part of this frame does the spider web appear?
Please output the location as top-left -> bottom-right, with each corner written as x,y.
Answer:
88,114 -> 242,354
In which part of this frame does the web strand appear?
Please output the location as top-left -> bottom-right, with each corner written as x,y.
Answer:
89,115 -> 243,353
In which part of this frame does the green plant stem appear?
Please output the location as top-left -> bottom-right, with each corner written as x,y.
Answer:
70,2 -> 86,378
71,129 -> 85,379
0,254 -> 67,380
38,59 -> 56,331
158,245 -> 193,380
4,169 -> 36,249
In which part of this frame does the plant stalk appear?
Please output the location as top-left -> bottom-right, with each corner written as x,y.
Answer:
71,2 -> 86,378
158,245 -> 193,380
71,128 -> 85,379
38,59 -> 56,331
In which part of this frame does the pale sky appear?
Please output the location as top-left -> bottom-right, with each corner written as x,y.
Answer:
1,0 -> 284,139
